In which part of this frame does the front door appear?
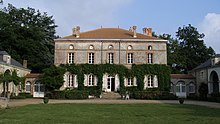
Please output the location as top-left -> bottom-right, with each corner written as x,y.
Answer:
33,81 -> 45,98
107,76 -> 115,92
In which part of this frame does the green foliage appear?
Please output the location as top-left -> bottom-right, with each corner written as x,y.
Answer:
42,64 -> 170,97
10,92 -> 33,99
198,83 -> 208,100
11,70 -> 20,85
158,24 -> 215,73
133,91 -> 177,100
0,4 -> 57,72
42,65 -> 65,91
176,24 -> 215,71
64,64 -> 170,96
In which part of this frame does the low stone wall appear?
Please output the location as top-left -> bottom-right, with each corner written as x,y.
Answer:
0,97 -> 8,108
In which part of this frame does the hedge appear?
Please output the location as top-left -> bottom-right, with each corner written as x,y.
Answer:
10,93 -> 33,99
131,91 -> 177,100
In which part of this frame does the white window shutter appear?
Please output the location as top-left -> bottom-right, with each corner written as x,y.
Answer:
134,77 -> 137,86
144,75 -> 147,89
75,75 -> 78,88
84,74 -> 87,86
154,75 -> 158,88
124,78 -> 127,86
63,74 -> 67,88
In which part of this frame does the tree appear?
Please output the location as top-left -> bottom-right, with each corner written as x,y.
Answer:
0,4 -> 57,72
0,70 -> 21,97
176,24 -> 215,71
42,66 -> 65,91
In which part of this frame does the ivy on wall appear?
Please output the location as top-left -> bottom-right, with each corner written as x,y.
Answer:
57,64 -> 171,94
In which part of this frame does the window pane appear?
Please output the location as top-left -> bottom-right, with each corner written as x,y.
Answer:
68,53 -> 74,64
128,53 -> 133,64
176,86 -> 180,92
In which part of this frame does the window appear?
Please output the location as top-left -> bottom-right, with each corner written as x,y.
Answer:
189,83 -> 195,93
175,81 -> 186,93
200,71 -> 204,79
108,53 -> 114,64
128,45 -> 132,50
88,53 -> 94,64
68,74 -> 74,87
148,45 -> 152,50
127,77 -> 134,86
68,52 -> 74,64
69,44 -> 74,50
148,75 -> 154,87
34,81 -> 44,92
88,74 -> 95,86
25,81 -> 31,92
89,45 -> 94,50
127,53 -> 133,64
108,45 -> 113,49
148,53 -> 153,64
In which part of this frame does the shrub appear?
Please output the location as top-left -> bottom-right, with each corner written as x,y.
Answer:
133,91 -> 176,100
198,83 -> 208,100
65,90 -> 89,99
10,93 -> 33,99
50,91 -> 66,99
84,86 -> 101,97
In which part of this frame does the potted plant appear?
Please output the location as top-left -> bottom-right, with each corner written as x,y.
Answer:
178,98 -> 184,104
43,97 -> 49,104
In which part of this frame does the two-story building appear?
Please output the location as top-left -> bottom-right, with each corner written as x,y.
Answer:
54,26 -> 168,92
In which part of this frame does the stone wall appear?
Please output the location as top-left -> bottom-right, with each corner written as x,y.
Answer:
0,97 -> 8,108
54,40 -> 167,66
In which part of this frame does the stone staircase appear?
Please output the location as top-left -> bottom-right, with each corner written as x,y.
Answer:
101,92 -> 121,99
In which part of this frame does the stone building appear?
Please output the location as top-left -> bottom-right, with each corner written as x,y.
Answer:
190,54 -> 220,95
0,51 -> 31,96
170,74 -> 196,98
54,26 -> 167,92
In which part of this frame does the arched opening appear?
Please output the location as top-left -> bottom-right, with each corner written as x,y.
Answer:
210,71 -> 219,93
33,80 -> 44,97
175,80 -> 186,98
25,81 -> 31,93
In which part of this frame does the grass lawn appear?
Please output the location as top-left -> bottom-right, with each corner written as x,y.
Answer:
0,103 -> 220,124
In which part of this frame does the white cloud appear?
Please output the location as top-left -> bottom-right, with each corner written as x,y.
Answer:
198,13 -> 220,53
4,0 -> 132,36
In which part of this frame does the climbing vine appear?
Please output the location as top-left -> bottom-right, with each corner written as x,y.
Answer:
47,64 -> 171,96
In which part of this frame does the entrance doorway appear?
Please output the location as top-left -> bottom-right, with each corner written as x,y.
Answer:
210,71 -> 219,93
33,80 -> 45,98
107,76 -> 115,92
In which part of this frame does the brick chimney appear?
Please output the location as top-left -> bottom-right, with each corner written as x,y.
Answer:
72,26 -> 80,38
133,26 -> 137,38
147,28 -> 152,37
143,28 -> 147,35
23,60 -> 27,68
129,27 -> 133,32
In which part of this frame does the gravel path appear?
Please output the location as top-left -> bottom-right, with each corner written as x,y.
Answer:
7,98 -> 220,109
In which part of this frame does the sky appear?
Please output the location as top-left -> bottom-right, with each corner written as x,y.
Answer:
2,0 -> 220,53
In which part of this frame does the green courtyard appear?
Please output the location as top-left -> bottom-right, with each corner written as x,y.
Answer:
0,103 -> 220,124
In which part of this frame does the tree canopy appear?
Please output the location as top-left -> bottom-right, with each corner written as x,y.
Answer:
42,65 -> 65,91
163,24 -> 215,73
0,4 -> 57,72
